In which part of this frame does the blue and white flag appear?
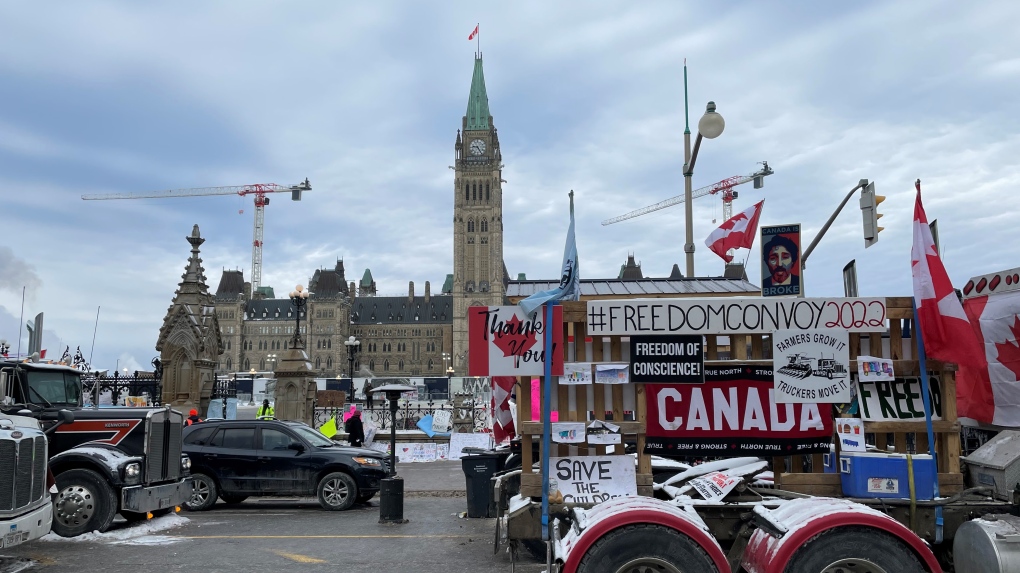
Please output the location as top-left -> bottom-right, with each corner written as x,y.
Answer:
519,191 -> 580,316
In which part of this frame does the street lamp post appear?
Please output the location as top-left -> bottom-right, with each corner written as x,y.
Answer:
344,335 -> 360,400
370,383 -> 416,524
249,367 -> 257,406
288,284 -> 310,348
682,64 -> 726,277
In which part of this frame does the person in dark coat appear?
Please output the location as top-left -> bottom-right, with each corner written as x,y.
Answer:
185,409 -> 202,426
344,410 -> 365,447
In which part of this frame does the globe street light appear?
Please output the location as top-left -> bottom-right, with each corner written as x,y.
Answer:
288,284 -> 310,348
344,335 -> 360,398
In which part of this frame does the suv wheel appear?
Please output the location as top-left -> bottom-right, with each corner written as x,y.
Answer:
185,473 -> 218,511
317,472 -> 357,511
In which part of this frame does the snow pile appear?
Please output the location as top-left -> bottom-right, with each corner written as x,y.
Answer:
40,514 -> 189,545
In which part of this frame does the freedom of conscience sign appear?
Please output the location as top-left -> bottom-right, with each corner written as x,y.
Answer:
468,305 -> 564,376
645,365 -> 833,456
587,297 -> 887,336
551,455 -> 637,504
630,334 -> 705,383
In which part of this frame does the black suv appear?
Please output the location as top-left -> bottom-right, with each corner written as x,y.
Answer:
182,419 -> 388,511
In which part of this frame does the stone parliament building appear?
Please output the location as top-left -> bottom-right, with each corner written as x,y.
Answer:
211,55 -> 758,381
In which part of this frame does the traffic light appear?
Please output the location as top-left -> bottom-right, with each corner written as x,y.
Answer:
859,182 -> 885,248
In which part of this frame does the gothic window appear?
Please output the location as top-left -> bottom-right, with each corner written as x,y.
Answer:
370,360 -> 376,371
468,220 -> 475,232
480,281 -> 490,292
226,358 -> 232,370
481,237 -> 488,244
384,360 -> 389,372
466,281 -> 475,292
399,360 -> 404,370
260,359 -> 266,370
227,340 -> 231,350
244,358 -> 250,370
481,220 -> 488,232
486,182 -> 490,201
316,357 -> 322,368
467,236 -> 475,244
327,357 -> 332,369
428,358 -> 434,369
472,182 -> 477,201
327,339 -> 331,349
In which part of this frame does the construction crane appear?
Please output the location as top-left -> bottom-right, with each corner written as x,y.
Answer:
82,179 -> 311,293
601,162 -> 773,226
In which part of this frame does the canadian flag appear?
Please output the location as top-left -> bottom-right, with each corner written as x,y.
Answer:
705,200 -> 764,263
468,24 -> 479,40
958,270 -> 1020,426
911,179 -> 986,369
491,376 -> 516,444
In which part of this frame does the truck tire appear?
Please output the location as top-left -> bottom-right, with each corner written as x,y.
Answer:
577,524 -> 717,573
317,472 -> 357,511
184,473 -> 218,511
784,526 -> 925,573
52,469 -> 118,537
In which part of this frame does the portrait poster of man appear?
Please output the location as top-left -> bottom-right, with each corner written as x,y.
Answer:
761,224 -> 802,297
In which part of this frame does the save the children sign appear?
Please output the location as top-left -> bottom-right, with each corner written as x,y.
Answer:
468,305 -> 564,376
551,455 -> 637,504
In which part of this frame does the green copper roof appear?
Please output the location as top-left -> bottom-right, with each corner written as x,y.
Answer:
442,273 -> 454,294
361,268 -> 374,286
465,56 -> 490,130
256,286 -> 275,298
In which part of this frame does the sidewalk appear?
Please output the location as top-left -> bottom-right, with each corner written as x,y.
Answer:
396,460 -> 467,495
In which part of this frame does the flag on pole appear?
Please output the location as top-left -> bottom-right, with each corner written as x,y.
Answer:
705,200 -> 764,263
491,376 -> 516,444
468,24 -> 479,40
60,346 -> 71,363
519,191 -> 580,316
911,179 -> 985,369
319,416 -> 338,438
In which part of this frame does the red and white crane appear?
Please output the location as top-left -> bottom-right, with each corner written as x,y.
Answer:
601,162 -> 773,226
82,179 -> 311,293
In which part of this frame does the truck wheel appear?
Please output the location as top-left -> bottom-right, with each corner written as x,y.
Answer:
184,473 -> 218,511
577,524 -> 717,573
785,526 -> 925,573
317,472 -> 357,511
52,469 -> 118,537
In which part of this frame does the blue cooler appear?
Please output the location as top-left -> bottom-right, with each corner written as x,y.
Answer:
822,445 -> 837,473
839,451 -> 937,500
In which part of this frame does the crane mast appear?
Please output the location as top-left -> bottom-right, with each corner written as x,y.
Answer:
601,162 -> 773,226
82,179 -> 311,293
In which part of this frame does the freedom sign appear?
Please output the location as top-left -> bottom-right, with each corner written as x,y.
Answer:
644,366 -> 833,456
468,306 -> 564,376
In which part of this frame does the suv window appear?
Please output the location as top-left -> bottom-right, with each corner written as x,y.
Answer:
261,428 -> 298,451
209,427 -> 255,449
184,426 -> 217,446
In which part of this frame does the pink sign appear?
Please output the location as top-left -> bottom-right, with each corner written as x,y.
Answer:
531,378 -> 559,422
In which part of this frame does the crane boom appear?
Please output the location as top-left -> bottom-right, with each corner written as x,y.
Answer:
81,179 -> 311,293
601,163 -> 772,226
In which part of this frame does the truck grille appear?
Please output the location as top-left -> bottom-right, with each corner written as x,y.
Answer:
0,434 -> 47,513
145,409 -> 183,484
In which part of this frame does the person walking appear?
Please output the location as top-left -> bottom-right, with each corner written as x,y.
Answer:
344,409 -> 365,447
257,399 -> 275,420
185,409 -> 202,426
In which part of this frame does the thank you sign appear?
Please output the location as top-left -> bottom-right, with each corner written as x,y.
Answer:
468,305 -> 564,376
630,335 -> 705,383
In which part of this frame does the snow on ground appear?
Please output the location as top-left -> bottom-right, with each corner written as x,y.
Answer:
39,514 -> 190,545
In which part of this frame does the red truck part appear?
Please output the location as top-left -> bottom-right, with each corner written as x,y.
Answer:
740,498 -> 942,573
559,497 -> 729,573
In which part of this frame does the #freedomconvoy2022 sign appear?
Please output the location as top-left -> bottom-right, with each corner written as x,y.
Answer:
644,365 -> 833,456
586,297 -> 887,336
468,306 -> 564,377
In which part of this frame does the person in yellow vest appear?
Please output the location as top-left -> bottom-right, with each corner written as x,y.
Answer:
257,399 -> 275,419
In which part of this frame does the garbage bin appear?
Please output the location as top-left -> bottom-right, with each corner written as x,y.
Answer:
462,453 -> 502,518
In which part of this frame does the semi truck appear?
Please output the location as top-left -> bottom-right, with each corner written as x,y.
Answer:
0,413 -> 60,549
0,359 -> 193,537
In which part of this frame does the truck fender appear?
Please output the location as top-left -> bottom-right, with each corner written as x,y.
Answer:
559,497 -> 729,573
49,444 -> 137,486
740,498 -> 942,573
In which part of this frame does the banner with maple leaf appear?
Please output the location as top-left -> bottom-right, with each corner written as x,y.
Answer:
468,306 -> 564,376
959,287 -> 1020,426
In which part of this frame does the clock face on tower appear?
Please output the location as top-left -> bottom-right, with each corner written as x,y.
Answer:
469,139 -> 486,156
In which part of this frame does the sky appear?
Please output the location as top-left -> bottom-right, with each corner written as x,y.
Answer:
2,1 -> 1019,373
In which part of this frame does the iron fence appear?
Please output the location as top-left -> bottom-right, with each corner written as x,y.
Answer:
312,400 -> 490,433
81,373 -> 162,406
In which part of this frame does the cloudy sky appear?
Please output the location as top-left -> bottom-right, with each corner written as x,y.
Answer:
2,1 -> 1018,372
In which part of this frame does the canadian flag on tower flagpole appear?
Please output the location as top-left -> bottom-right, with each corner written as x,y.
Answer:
911,180 -> 986,370
705,200 -> 764,263
468,24 -> 479,40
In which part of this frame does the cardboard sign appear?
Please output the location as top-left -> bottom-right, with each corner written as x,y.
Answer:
595,363 -> 630,384
468,306 -> 564,376
761,224 -> 802,297
689,471 -> 740,502
836,418 -> 866,452
858,355 -> 895,382
856,376 -> 943,421
586,297 -> 888,336
552,422 -> 586,444
773,329 -> 851,403
630,335 -> 704,383
432,410 -> 452,433
644,366 -> 833,456
551,455 -> 637,504
448,432 -> 492,460
561,362 -> 594,385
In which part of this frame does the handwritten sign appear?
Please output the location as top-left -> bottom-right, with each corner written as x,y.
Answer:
561,362 -> 594,385
432,410 -> 452,433
468,306 -> 564,376
448,432 -> 493,460
856,376 -> 943,422
552,422 -> 586,444
551,455 -> 637,504
689,471 -> 740,502
858,355 -> 895,382
587,297 -> 887,336
595,363 -> 630,384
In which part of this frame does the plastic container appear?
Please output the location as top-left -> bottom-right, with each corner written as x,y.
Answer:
462,453 -> 501,518
822,444 -> 837,474
839,451 -> 936,500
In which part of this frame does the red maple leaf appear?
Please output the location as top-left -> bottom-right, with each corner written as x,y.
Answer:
994,315 -> 1020,380
492,314 -> 538,359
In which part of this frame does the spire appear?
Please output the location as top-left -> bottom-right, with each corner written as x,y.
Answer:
465,56 -> 491,131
